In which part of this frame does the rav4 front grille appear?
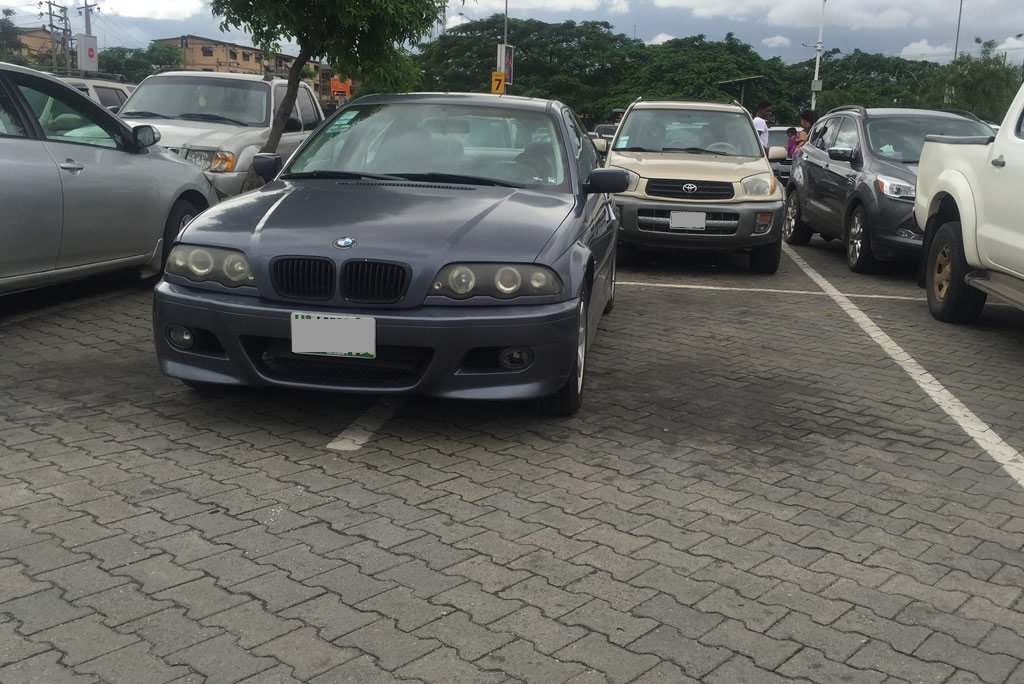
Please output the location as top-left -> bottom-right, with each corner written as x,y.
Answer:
646,179 -> 735,200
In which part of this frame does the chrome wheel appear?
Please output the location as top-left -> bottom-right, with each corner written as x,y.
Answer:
783,195 -> 798,241
933,244 -> 951,302
180,213 -> 194,231
575,299 -> 587,394
847,213 -> 863,266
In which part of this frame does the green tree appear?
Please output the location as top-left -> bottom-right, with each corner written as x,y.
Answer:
210,0 -> 444,188
0,8 -> 26,64
98,43 -> 182,83
922,39 -> 1021,122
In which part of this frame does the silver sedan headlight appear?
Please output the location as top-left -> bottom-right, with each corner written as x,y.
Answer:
431,264 -> 562,299
166,245 -> 255,288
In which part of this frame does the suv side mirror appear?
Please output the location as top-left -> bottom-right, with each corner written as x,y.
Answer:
284,117 -> 302,133
132,124 -> 160,148
767,145 -> 787,162
592,138 -> 609,155
252,153 -> 283,180
583,167 -> 628,194
827,146 -> 855,163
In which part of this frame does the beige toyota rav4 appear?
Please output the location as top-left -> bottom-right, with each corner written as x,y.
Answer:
602,100 -> 787,273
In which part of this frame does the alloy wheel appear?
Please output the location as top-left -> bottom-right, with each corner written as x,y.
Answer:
933,245 -> 952,301
783,196 -> 798,241
848,213 -> 863,265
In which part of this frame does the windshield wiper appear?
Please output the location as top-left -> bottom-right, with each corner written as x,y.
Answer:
615,146 -> 659,152
395,173 -> 525,188
661,147 -> 714,154
120,110 -> 170,119
901,159 -> 920,164
279,170 -> 407,181
178,112 -> 249,126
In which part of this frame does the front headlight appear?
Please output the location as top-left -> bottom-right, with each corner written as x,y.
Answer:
609,166 -> 640,192
209,151 -> 236,173
185,149 -> 213,170
166,245 -> 255,288
876,175 -> 915,200
741,172 -> 775,196
431,264 -> 562,299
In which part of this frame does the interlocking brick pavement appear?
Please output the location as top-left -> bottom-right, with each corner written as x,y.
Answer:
1,247 -> 1024,683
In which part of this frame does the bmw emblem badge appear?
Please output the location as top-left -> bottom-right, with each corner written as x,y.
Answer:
334,237 -> 355,249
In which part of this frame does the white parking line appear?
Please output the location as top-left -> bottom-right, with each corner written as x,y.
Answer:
782,244 -> 1024,486
327,398 -> 404,451
618,281 -> 923,301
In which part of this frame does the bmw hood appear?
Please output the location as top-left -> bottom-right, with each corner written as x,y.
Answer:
182,180 -> 575,265
122,118 -> 253,150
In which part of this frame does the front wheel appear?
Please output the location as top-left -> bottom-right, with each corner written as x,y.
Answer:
162,199 -> 200,265
926,221 -> 987,323
846,206 -> 877,273
540,287 -> 589,416
783,192 -> 813,245
749,239 -> 782,274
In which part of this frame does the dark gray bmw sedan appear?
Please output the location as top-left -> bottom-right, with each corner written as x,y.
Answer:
152,93 -> 629,415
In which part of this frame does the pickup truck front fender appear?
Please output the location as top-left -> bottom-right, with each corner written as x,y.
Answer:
917,169 -> 979,285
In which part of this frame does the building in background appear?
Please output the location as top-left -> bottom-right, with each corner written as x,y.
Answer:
16,28 -> 64,62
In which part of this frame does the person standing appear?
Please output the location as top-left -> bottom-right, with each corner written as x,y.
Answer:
796,108 -> 818,149
752,101 -> 772,149
785,127 -> 800,159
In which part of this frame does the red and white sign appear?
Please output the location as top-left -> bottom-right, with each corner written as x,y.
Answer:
77,33 -> 98,73
496,44 -> 514,85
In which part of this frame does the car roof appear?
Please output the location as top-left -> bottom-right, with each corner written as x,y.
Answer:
0,61 -> 66,82
630,100 -> 747,114
60,77 -> 131,88
827,106 -> 981,121
350,92 -> 562,114
145,70 -> 281,83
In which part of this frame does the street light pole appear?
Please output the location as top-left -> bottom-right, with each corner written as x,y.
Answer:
504,0 -> 508,47
953,0 -> 964,60
810,0 -> 826,111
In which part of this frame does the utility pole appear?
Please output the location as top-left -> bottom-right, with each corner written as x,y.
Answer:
61,4 -> 71,71
953,0 -> 964,60
810,0 -> 827,111
80,0 -> 98,35
40,1 -> 68,73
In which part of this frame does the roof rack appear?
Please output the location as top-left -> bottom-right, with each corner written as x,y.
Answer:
937,108 -> 983,122
825,105 -> 869,117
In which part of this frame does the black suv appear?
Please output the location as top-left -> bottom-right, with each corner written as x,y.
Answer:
783,106 -> 994,272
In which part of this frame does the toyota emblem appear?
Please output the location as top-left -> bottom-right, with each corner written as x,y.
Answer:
334,237 -> 355,249
682,183 -> 698,194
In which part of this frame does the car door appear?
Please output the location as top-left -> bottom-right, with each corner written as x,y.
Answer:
977,106 -> 1024,275
274,84 -> 307,163
799,117 -> 839,227
564,109 -> 614,324
0,74 -> 63,281
820,116 -> 861,232
13,71 -> 161,269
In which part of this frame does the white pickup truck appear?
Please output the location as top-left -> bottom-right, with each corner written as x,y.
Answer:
914,84 -> 1024,323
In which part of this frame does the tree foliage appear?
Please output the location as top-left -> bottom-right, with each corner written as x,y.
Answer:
97,43 -> 182,83
415,17 -> 1022,127
0,8 -> 26,64
210,0 -> 444,175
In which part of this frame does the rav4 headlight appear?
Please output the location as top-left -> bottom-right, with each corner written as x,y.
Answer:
741,172 -> 775,196
432,264 -> 562,299
166,245 -> 255,288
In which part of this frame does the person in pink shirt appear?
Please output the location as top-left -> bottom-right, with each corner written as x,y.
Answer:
785,127 -> 800,158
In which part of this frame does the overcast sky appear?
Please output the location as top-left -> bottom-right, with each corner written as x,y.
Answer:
3,0 -> 1024,65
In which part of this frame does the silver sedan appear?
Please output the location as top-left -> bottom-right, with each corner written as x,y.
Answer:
0,63 -> 218,295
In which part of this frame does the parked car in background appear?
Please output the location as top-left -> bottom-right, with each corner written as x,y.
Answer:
59,76 -> 134,113
784,106 -> 995,273
604,99 -> 787,273
119,71 -> 324,198
915,83 -> 1024,323
0,63 -> 217,295
152,92 -> 628,415
767,125 -> 796,184
593,124 -> 617,140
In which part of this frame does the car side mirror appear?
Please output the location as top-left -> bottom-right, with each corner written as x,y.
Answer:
284,117 -> 302,133
583,167 -> 628,194
828,146 -> 855,162
592,138 -> 609,155
252,153 -> 283,180
767,145 -> 787,162
132,124 -> 160,148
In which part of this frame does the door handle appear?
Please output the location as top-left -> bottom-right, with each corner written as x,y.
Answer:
991,156 -> 1006,168
59,159 -> 85,172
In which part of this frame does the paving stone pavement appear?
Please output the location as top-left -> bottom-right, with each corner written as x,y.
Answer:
1,243 -> 1023,683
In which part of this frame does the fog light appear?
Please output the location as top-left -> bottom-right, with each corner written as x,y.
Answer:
167,325 -> 194,350
499,347 -> 533,370
754,212 -> 773,234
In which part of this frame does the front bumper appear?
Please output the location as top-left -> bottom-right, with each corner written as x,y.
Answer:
204,171 -> 247,199
153,281 -> 580,400
869,199 -> 923,259
615,195 -> 785,250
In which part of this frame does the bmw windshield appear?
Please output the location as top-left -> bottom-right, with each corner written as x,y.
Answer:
285,103 -> 569,190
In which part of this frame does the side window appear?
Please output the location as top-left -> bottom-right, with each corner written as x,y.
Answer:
94,86 -> 122,109
15,75 -> 122,149
299,88 -> 320,129
0,83 -> 29,138
834,117 -> 861,151
563,110 -> 597,178
276,86 -> 300,127
811,118 -> 839,151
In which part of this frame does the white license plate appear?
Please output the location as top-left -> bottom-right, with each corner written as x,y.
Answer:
290,313 -> 376,358
670,211 -> 706,230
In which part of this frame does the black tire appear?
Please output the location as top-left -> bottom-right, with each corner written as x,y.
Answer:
162,199 -> 200,265
783,191 -> 813,245
603,251 -> 616,314
540,285 -> 589,416
749,238 -> 782,274
845,205 -> 878,273
820,234 -> 835,242
926,221 -> 987,323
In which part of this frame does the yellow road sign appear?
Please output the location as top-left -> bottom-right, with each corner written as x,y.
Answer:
491,71 -> 505,95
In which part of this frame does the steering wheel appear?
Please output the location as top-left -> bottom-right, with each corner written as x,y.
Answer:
707,142 -> 739,155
